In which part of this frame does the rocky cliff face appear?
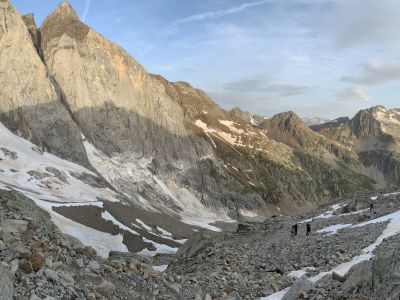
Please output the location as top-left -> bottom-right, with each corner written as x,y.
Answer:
0,0 -> 89,166
39,2 -> 202,164
312,106 -> 400,188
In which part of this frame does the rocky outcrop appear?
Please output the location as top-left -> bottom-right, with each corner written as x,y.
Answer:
351,106 -> 386,139
21,13 -> 43,60
0,0 -> 89,166
312,106 -> 400,189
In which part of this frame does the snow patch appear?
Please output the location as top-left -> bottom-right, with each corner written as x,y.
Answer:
250,116 -> 259,127
317,223 -> 352,235
152,265 -> 168,273
136,219 -> 153,232
288,267 -> 316,278
273,208 -> 400,299
240,209 -> 258,218
34,199 -> 128,258
218,120 -> 245,134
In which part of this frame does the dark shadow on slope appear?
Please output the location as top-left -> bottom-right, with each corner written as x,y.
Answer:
0,102 -> 392,216
0,102 -> 89,167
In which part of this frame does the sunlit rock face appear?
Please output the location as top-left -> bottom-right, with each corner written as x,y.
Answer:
0,0 -> 89,166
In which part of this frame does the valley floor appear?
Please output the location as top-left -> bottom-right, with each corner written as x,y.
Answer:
2,188 -> 400,299
166,190 -> 400,300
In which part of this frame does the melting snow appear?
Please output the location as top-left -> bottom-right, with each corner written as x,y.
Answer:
250,117 -> 259,127
195,119 -> 247,147
157,226 -> 173,237
317,223 -> 352,235
267,208 -> 400,299
260,288 -> 290,300
84,137 -> 234,231
34,199 -> 128,258
0,123 -> 119,204
218,120 -> 245,134
240,209 -> 258,218
136,219 -> 153,232
299,203 -> 346,223
370,191 -> 400,201
288,267 -> 316,278
152,265 -> 168,273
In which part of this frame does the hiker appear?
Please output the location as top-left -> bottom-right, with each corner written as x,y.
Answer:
294,223 -> 298,236
306,223 -> 311,235
370,203 -> 374,211
290,226 -> 295,237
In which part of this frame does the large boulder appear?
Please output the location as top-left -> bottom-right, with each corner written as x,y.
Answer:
282,277 -> 314,300
0,264 -> 14,299
342,261 -> 372,291
176,232 -> 218,259
372,244 -> 400,299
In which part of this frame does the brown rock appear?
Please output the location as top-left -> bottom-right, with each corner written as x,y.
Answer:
19,260 -> 33,274
29,253 -> 45,272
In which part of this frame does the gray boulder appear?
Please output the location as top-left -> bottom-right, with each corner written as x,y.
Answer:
176,232 -> 218,259
221,291 -> 242,300
0,264 -> 14,300
342,261 -> 372,291
282,277 -> 314,300
5,241 -> 31,260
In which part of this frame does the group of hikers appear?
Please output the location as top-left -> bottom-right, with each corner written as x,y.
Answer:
290,222 -> 311,237
290,201 -> 376,237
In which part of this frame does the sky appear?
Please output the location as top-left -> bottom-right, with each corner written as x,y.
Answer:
11,0 -> 400,119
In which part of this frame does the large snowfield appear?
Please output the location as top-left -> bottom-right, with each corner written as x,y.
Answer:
0,123 -> 232,257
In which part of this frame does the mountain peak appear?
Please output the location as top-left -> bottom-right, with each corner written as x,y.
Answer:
53,1 -> 79,20
270,111 -> 303,126
40,1 -> 89,50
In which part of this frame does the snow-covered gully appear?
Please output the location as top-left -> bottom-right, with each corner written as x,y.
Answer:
261,207 -> 400,300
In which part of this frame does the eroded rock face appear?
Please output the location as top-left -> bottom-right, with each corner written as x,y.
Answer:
0,1 -> 89,166
39,2 -> 207,164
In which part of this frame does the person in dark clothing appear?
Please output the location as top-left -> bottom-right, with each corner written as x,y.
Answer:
294,223 -> 298,236
306,223 -> 311,235
370,203 -> 374,211
290,226 -> 295,237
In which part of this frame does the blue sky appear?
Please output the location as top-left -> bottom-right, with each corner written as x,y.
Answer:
12,0 -> 400,119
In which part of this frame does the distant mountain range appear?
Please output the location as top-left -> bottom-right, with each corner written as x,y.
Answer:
302,117 -> 331,126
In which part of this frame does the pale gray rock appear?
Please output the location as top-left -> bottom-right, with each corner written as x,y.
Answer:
95,280 -> 116,296
88,260 -> 100,271
221,291 -> 242,300
0,0 -> 90,167
0,264 -> 14,300
280,278 -> 313,300
5,241 -> 31,260
0,219 -> 28,233
44,268 -> 58,282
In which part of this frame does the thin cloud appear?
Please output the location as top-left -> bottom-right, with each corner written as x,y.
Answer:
171,0 -> 271,27
82,0 -> 92,22
337,85 -> 370,102
342,60 -> 400,86
223,78 -> 311,97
